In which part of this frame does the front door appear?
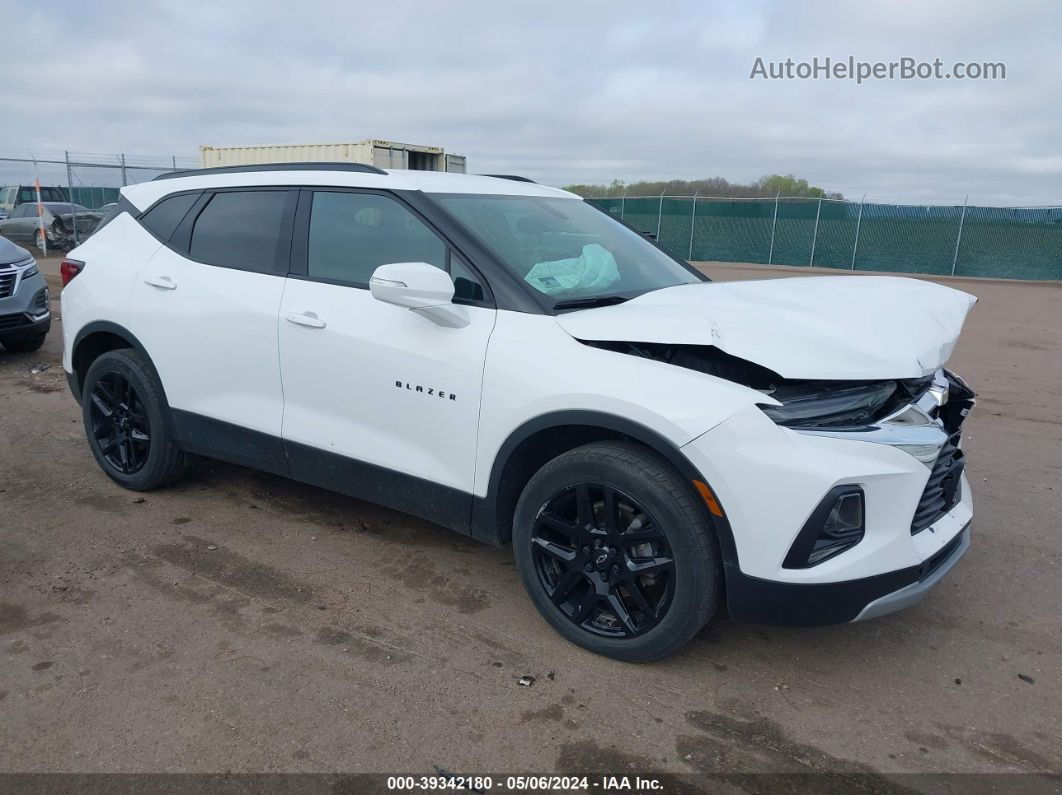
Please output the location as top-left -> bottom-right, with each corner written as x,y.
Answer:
278,189 -> 496,528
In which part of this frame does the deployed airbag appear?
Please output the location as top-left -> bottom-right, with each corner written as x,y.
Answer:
524,243 -> 620,296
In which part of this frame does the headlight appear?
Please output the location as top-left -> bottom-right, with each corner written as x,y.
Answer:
759,381 -> 897,429
23,264 -> 38,278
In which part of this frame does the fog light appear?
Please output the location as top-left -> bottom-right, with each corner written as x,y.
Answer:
783,486 -> 865,568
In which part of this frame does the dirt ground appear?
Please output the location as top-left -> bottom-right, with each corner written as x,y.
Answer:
0,257 -> 1059,781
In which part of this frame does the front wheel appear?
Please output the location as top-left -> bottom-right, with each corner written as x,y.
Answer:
513,441 -> 721,662
81,348 -> 188,490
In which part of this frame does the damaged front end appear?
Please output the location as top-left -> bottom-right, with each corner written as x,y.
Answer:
49,213 -> 102,249
584,340 -> 975,468
589,339 -> 976,544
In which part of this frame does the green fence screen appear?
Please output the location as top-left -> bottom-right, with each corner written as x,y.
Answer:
65,186 -> 121,209
587,196 -> 1062,280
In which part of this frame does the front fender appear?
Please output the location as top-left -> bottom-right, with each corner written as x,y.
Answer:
474,312 -> 762,497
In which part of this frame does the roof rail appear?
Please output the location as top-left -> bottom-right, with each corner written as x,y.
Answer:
153,162 -> 389,181
480,174 -> 537,184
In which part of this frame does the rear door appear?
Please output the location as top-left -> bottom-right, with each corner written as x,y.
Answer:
277,188 -> 496,524
127,188 -> 298,473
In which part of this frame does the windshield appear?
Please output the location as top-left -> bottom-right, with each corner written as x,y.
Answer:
431,194 -> 703,306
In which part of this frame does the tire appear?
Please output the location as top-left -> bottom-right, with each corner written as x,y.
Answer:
2,333 -> 46,353
34,228 -> 46,252
513,441 -> 720,662
81,348 -> 188,490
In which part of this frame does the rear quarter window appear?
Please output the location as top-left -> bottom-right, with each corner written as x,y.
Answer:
139,193 -> 200,243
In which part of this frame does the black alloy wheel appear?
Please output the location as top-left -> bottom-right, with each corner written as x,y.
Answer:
531,483 -> 675,638
513,441 -> 720,662
81,348 -> 188,490
88,371 -> 151,474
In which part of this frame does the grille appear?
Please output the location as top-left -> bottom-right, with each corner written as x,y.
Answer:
0,313 -> 29,330
0,272 -> 15,298
911,431 -> 965,534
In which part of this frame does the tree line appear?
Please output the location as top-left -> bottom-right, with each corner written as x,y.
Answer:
562,174 -> 844,200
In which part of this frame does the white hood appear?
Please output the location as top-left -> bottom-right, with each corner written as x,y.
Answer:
555,276 -> 977,380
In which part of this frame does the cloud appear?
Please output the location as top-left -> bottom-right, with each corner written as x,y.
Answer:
0,0 -> 1058,204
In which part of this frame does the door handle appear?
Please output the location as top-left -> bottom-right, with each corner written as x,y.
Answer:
285,311 -> 326,329
144,275 -> 177,290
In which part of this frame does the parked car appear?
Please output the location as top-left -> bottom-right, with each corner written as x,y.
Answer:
0,235 -> 50,352
0,185 -> 70,218
0,202 -> 103,251
59,164 -> 976,661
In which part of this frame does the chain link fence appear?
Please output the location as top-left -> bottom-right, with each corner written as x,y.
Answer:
588,194 -> 1062,281
0,151 -> 198,250
4,152 -> 1059,279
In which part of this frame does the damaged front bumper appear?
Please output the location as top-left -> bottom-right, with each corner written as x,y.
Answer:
44,230 -> 82,250
681,368 -> 975,627
45,216 -> 101,250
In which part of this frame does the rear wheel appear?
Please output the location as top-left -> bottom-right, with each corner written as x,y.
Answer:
1,333 -> 46,353
82,349 -> 188,490
513,441 -> 720,662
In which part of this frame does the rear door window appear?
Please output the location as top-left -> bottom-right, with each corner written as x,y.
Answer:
189,190 -> 290,273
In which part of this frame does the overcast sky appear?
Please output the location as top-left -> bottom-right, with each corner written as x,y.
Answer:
1,0 -> 1059,205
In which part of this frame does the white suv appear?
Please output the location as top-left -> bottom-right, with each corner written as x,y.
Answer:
60,164 -> 976,661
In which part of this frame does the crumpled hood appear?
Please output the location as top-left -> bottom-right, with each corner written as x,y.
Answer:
0,235 -> 32,265
555,276 -> 977,380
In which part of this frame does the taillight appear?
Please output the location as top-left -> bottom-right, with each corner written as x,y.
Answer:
60,258 -> 85,287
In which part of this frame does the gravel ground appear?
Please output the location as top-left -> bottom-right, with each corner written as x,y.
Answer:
0,258 -> 1059,781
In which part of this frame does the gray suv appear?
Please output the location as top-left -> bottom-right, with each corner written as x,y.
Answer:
0,235 -> 50,353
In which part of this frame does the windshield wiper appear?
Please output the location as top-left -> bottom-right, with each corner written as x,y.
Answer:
552,295 -> 630,310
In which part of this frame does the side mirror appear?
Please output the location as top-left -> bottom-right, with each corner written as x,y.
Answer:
369,262 -> 470,328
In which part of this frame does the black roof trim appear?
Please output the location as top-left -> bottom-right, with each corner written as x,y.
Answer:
480,174 -> 537,184
153,162 -> 388,181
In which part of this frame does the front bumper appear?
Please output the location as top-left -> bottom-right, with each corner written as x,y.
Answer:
723,524 -> 969,626
682,389 -> 973,627
0,265 -> 51,341
0,312 -> 51,341
854,525 -> 970,620
47,232 -> 79,250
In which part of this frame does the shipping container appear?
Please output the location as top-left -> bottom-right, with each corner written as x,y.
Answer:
199,140 -> 466,173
